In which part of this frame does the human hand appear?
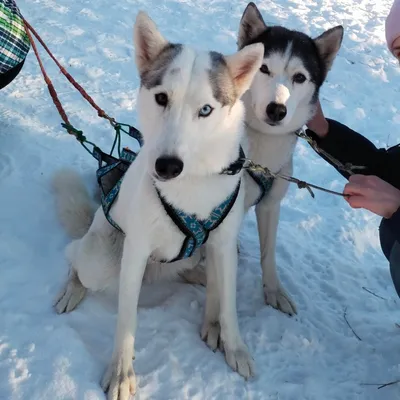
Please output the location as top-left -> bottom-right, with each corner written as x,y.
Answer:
343,175 -> 400,218
306,100 -> 329,138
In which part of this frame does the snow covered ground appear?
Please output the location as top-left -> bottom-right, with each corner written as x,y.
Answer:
1,0 -> 400,398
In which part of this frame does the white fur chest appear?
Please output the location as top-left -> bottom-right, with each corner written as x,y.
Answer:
244,123 -> 297,174
242,124 -> 298,210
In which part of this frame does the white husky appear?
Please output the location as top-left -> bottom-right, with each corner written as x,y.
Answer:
52,11 -> 263,400
183,2 -> 344,316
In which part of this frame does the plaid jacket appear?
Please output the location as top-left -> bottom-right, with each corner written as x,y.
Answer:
0,0 -> 30,74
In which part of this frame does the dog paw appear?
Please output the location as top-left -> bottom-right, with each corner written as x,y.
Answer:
264,284 -> 297,316
201,320 -> 223,352
224,342 -> 255,379
54,271 -> 87,314
201,320 -> 255,379
101,360 -> 136,400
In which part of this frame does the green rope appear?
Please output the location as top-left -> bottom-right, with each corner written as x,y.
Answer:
61,121 -> 135,160
61,123 -> 86,142
61,122 -> 97,157
109,124 -> 123,158
117,123 -> 132,138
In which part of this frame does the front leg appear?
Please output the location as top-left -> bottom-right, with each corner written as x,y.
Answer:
255,201 -> 297,315
202,241 -> 255,379
200,248 -> 221,351
101,237 -> 149,400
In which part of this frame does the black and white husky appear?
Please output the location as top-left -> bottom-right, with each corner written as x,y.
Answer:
240,2 -> 343,315
241,2 -> 343,314
52,10 -> 264,400
183,2 -> 344,316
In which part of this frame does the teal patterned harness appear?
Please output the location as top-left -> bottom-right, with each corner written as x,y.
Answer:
247,168 -> 274,205
95,127 -> 243,263
156,182 -> 240,262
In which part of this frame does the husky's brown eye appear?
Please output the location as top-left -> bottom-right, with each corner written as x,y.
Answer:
260,64 -> 270,74
155,92 -> 168,107
293,73 -> 306,84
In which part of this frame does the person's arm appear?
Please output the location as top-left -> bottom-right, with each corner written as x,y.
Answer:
306,101 -> 400,188
306,119 -> 385,179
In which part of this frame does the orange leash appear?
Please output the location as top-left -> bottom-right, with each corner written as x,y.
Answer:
22,17 -> 116,139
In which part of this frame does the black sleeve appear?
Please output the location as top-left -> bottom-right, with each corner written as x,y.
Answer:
306,119 -> 400,189
0,60 -> 25,90
387,209 -> 400,246
380,208 -> 400,262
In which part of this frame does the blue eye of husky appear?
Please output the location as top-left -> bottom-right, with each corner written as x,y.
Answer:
199,104 -> 213,117
293,73 -> 306,84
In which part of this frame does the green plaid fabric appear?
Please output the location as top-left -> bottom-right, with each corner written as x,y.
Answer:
0,0 -> 30,74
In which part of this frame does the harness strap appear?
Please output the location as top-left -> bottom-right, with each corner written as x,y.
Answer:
97,161 -> 124,231
128,126 -> 144,147
156,188 -> 198,262
95,146 -> 140,232
220,145 -> 274,205
93,131 -> 244,263
157,180 -> 241,262
247,169 -> 274,205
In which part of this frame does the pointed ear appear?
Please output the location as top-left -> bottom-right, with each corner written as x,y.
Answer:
238,2 -> 267,49
314,26 -> 344,78
225,43 -> 264,99
133,11 -> 168,74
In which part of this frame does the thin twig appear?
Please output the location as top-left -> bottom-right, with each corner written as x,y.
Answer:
343,307 -> 362,341
362,286 -> 387,301
361,380 -> 400,389
360,383 -> 383,386
378,380 -> 400,389
386,132 -> 393,150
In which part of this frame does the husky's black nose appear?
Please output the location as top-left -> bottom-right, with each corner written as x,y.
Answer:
266,102 -> 287,122
155,156 -> 184,180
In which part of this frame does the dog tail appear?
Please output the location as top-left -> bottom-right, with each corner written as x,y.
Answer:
51,168 -> 96,239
